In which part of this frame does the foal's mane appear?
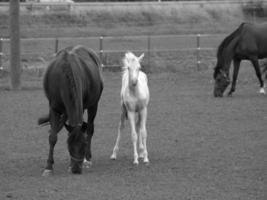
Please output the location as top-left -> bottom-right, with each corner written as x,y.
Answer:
214,23 -> 246,78
121,51 -> 140,75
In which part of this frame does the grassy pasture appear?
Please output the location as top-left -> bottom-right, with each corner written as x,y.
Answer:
0,69 -> 266,200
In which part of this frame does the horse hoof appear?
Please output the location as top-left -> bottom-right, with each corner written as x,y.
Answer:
83,160 -> 92,168
259,88 -> 266,94
133,160 -> 139,165
110,154 -> 117,160
42,169 -> 53,177
143,158 -> 149,164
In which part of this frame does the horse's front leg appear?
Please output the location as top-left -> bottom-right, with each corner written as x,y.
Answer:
42,109 -> 62,176
139,108 -> 149,164
128,111 -> 139,165
251,57 -> 265,94
228,58 -> 241,96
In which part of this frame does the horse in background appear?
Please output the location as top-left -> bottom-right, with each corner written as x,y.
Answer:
213,22 -> 267,97
111,52 -> 150,165
38,45 -> 103,175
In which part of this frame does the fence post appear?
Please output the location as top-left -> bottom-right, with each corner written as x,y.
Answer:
0,38 -> 3,69
147,35 -> 151,70
99,36 -> 104,67
55,38 -> 59,54
196,34 -> 201,70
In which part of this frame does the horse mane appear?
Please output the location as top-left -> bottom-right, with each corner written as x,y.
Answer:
214,23 -> 246,78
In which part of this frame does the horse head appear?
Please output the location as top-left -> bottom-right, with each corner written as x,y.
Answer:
213,69 -> 230,97
123,52 -> 144,87
66,122 -> 88,174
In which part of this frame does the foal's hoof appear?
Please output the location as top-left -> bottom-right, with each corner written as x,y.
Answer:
110,154 -> 117,160
259,88 -> 266,95
42,169 -> 53,177
143,159 -> 149,164
83,160 -> 92,168
133,160 -> 139,165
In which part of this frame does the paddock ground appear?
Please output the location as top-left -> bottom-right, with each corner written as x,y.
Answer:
0,68 -> 265,200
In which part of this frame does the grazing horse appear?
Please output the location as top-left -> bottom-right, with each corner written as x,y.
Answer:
110,52 -> 150,165
213,22 -> 267,97
38,45 -> 103,175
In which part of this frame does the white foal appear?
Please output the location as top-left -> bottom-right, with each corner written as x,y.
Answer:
111,51 -> 150,165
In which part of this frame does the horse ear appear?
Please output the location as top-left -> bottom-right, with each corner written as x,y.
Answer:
138,53 -> 145,62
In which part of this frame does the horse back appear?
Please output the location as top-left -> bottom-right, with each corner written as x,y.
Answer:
43,46 -> 103,126
238,23 -> 267,58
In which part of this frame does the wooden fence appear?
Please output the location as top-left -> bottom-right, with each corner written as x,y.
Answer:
0,33 -> 226,71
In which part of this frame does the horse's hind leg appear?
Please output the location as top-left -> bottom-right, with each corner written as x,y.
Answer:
43,109 -> 62,176
251,57 -> 265,94
139,108 -> 149,164
110,105 -> 126,160
228,58 -> 241,96
84,105 -> 98,168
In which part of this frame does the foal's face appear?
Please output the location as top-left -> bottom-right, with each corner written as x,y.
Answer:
124,53 -> 144,87
128,62 -> 140,87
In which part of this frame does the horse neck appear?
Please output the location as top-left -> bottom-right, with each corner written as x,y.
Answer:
216,45 -> 236,76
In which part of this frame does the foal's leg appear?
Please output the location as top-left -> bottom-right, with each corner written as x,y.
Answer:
251,57 -> 265,94
128,111 -> 139,165
42,109 -> 63,176
111,104 -> 126,160
84,105 -> 98,168
136,113 -> 144,159
228,58 -> 241,96
139,108 -> 149,163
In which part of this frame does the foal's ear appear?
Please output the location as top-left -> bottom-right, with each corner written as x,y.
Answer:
138,53 -> 145,62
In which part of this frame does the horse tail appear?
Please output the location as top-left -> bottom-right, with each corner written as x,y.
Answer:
62,51 -> 83,126
214,23 -> 246,78
38,114 -> 50,126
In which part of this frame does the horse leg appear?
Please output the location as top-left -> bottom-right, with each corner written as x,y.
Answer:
251,57 -> 265,94
128,111 -> 139,165
139,108 -> 149,164
136,113 -> 144,159
42,109 -> 62,176
83,105 -> 98,168
111,104 -> 126,160
228,58 -> 241,96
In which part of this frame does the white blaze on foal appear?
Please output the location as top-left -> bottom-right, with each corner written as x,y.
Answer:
111,51 -> 150,165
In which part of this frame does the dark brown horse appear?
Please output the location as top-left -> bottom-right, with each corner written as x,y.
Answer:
38,45 -> 103,175
213,22 -> 267,97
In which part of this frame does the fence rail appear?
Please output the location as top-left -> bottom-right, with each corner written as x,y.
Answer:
0,34 -> 224,71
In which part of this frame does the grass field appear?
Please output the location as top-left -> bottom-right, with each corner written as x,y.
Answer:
0,68 -> 266,200
0,2 -> 266,199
